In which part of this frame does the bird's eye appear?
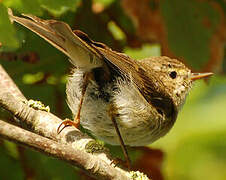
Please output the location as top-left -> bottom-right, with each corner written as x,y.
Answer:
169,71 -> 177,79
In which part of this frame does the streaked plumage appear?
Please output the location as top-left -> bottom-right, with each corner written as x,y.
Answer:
8,9 -> 212,147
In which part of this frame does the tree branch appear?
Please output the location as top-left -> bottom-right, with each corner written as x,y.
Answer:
0,119 -> 128,179
0,65 -> 131,180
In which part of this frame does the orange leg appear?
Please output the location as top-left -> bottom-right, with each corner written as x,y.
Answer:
57,73 -> 89,134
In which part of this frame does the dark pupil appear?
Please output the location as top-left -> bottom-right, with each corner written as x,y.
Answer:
169,71 -> 177,79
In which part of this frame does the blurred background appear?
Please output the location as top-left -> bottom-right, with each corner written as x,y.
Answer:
0,0 -> 225,179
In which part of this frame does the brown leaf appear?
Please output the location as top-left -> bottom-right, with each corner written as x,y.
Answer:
132,147 -> 164,180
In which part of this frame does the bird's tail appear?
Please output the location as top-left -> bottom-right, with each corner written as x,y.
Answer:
8,9 -> 103,70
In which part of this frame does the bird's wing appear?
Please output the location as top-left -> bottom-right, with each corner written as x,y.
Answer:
96,47 -> 177,118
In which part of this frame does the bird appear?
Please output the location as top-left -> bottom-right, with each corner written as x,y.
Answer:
8,9 -> 213,167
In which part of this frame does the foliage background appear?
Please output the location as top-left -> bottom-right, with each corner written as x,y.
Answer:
0,0 -> 225,179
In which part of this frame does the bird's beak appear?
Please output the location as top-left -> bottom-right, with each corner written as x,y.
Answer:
190,72 -> 213,81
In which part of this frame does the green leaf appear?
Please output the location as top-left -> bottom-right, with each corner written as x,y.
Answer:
0,4 -> 19,50
109,1 -> 136,35
39,0 -> 81,16
124,44 -> 161,60
3,0 -> 43,15
93,0 -> 115,7
21,0 -> 43,15
160,0 -> 220,70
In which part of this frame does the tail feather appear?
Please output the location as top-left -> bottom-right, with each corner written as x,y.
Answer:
8,9 -> 103,70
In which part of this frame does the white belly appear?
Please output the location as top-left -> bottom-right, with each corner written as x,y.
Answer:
66,69 -> 175,146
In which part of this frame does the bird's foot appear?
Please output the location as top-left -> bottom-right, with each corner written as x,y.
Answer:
57,118 -> 80,134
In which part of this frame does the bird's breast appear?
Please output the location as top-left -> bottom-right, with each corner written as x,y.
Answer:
66,69 -> 177,146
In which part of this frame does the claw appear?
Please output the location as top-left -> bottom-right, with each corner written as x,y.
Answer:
57,119 -> 80,134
